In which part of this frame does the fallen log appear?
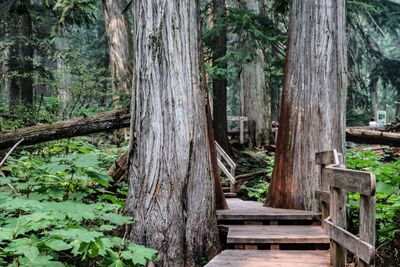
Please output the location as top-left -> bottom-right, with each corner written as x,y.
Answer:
235,170 -> 269,181
0,110 -> 131,150
2,111 -> 400,152
346,128 -> 400,147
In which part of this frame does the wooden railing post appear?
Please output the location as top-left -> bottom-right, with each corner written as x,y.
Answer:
316,149 -> 376,267
330,153 -> 347,267
316,150 -> 339,228
359,191 -> 376,267
239,117 -> 244,145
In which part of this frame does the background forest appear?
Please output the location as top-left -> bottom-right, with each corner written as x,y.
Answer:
0,0 -> 399,266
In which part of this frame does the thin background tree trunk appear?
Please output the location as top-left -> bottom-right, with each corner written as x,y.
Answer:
125,1 -> 220,265
212,0 -> 231,153
267,0 -> 347,211
8,0 -> 34,109
103,0 -> 132,109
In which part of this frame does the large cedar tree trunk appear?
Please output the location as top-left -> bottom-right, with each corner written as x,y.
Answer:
212,0 -> 231,153
239,0 -> 271,147
267,0 -> 347,211
125,1 -> 220,266
103,0 -> 132,109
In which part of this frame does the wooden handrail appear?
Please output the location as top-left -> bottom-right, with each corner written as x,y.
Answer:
324,217 -> 375,264
215,142 -> 236,169
215,141 -> 236,192
315,149 -> 376,267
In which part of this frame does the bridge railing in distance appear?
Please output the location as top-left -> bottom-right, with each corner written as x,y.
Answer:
315,149 -> 376,267
227,116 -> 248,144
215,141 -> 236,193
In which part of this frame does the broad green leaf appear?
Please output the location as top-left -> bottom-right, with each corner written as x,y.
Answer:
108,259 -> 125,267
121,244 -> 157,265
377,181 -> 397,195
49,229 -> 103,243
17,245 -> 39,262
45,239 -> 72,251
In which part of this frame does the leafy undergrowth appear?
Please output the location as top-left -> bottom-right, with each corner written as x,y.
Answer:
346,147 -> 400,266
235,149 -> 274,202
0,138 -> 157,267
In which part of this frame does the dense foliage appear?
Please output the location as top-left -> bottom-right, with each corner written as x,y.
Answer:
346,148 -> 400,244
0,138 -> 157,267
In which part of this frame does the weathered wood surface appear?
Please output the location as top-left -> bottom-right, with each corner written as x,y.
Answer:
205,250 -> 330,267
227,225 -> 330,244
217,198 -> 321,221
315,150 -> 339,165
346,127 -> 400,146
0,110 -> 130,150
330,187 -> 347,267
315,190 -> 330,205
316,149 -> 376,267
323,167 -> 376,196
359,195 -> 376,267
324,219 -> 375,265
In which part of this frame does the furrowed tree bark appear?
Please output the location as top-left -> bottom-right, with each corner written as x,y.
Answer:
267,0 -> 347,211
0,110 -> 130,150
103,0 -> 133,109
125,1 -> 220,266
212,0 -> 231,154
239,0 -> 271,147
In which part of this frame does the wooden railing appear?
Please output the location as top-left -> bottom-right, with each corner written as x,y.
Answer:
215,141 -> 236,193
315,150 -> 376,267
227,116 -> 248,144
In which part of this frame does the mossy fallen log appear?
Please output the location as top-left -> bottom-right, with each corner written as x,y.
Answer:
0,110 -> 131,150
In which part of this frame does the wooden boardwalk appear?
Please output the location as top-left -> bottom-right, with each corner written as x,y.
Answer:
208,149 -> 377,266
206,198 -> 330,266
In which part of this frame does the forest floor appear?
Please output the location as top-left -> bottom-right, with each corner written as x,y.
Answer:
1,134 -> 399,266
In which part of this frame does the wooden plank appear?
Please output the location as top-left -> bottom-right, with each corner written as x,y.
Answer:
359,195 -> 376,267
222,187 -> 230,192
205,250 -> 330,267
217,198 -> 321,221
217,158 -> 236,184
227,225 -> 330,244
324,219 -> 375,265
316,150 -> 339,165
315,190 -> 330,204
323,167 -> 376,196
224,192 -> 237,198
330,187 -> 347,267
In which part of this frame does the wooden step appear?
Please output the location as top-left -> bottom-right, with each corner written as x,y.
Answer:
217,198 -> 321,222
227,225 -> 330,246
205,250 -> 330,267
224,192 -> 237,198
222,187 -> 230,192
221,181 -> 229,187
